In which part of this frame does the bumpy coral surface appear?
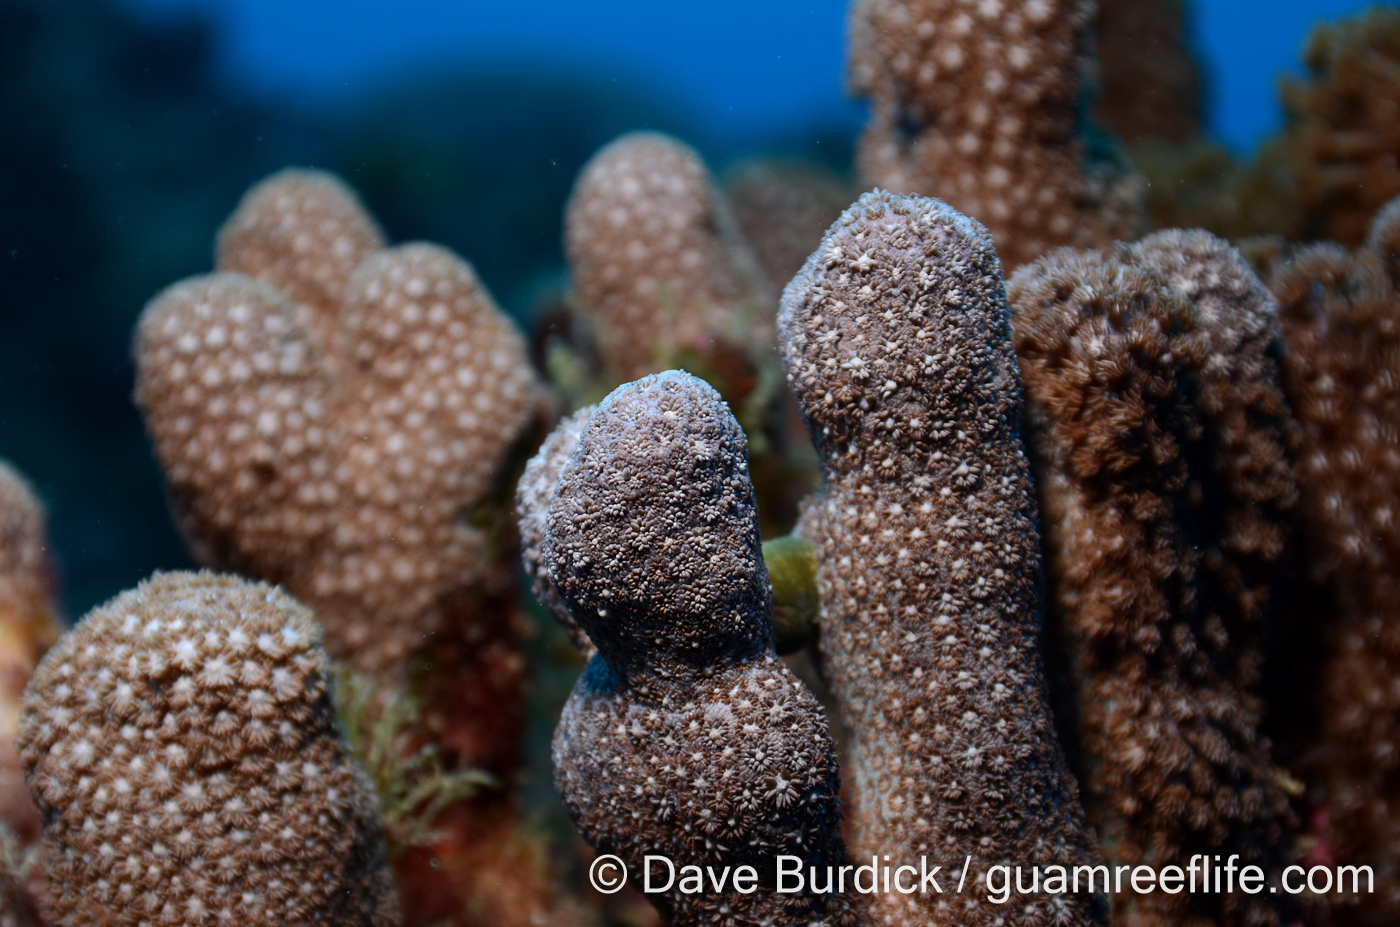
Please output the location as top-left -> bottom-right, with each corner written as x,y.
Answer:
134,237 -> 538,677
0,462 -> 58,848
16,571 -> 398,927
1266,200 -> 1400,920
216,168 -> 386,346
1130,231 -> 1298,630
0,465 -> 49,637
516,404 -> 595,655
848,0 -> 1141,268
780,190 -> 1102,927
548,372 -> 854,927
1279,7 -> 1400,247
1008,235 -> 1293,927
565,133 -> 775,379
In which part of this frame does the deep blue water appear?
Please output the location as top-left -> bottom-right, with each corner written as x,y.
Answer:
116,0 -> 1380,151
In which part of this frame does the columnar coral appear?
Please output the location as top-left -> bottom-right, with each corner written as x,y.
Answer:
1007,232 -> 1294,927
1278,7 -> 1400,247
515,405 -> 594,656
1264,198 -> 1400,920
724,158 -> 854,287
215,168 -> 386,346
1094,0 -> 1203,145
135,170 -> 563,927
848,0 -> 1141,268
779,190 -> 1102,927
546,372 -> 855,927
564,133 -> 775,380
0,462 -> 58,848
15,571 -> 398,927
134,171 -> 540,679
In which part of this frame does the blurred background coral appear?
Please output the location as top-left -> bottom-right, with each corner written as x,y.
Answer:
0,0 -> 1378,615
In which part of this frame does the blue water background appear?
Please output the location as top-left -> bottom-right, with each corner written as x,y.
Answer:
117,0 -> 1379,153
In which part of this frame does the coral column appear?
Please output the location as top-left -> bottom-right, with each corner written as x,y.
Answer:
848,0 -> 1141,268
779,191 -> 1103,927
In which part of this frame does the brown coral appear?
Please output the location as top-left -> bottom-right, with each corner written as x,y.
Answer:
1095,0 -> 1203,144
216,168 -> 386,347
547,372 -> 855,927
848,0 -> 1141,268
1279,7 -> 1400,247
564,132 -> 775,379
135,235 -> 539,678
1265,200 -> 1400,920
1007,232 -> 1294,927
15,571 -> 398,927
0,462 -> 58,850
724,158 -> 854,287
779,190 -> 1102,927
1129,7 -> 1400,248
135,169 -> 573,927
516,404 -> 595,655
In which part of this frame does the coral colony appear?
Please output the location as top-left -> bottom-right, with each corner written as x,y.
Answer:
9,3 -> 1400,927
777,192 -> 1102,927
16,573 -> 398,927
544,372 -> 857,927
1009,231 -> 1296,927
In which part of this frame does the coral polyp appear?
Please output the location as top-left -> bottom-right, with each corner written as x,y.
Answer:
848,0 -> 1142,267
1263,199 -> 1400,921
1008,232 -> 1294,927
564,133 -> 775,380
0,462 -> 59,851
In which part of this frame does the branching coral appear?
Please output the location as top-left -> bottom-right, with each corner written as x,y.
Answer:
847,0 -> 1141,268
134,172 -> 540,679
546,372 -> 855,927
0,462 -> 58,850
135,170 -> 565,927
518,403 -> 821,660
779,190 -> 1102,927
15,570 -> 398,927
1007,232 -> 1295,927
564,132 -> 776,380
1262,198 -> 1400,920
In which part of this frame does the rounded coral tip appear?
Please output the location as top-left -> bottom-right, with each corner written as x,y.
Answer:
543,371 -> 771,676
15,571 -> 398,927
216,167 -> 385,327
